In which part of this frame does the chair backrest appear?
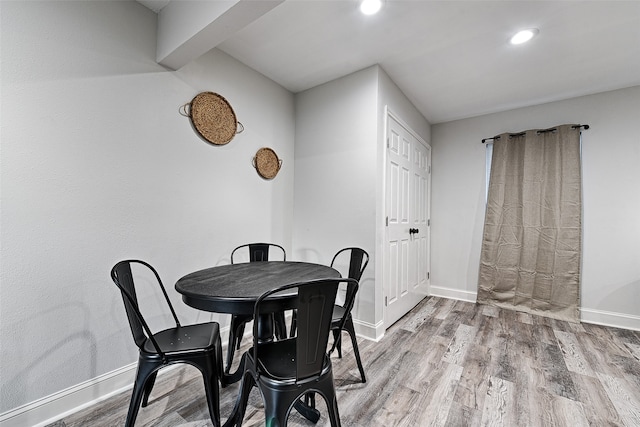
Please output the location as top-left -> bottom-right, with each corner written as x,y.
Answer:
252,278 -> 358,381
330,247 -> 369,309
110,260 -> 180,354
230,243 -> 286,264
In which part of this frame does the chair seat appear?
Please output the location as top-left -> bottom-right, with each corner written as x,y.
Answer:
143,322 -> 220,354
253,338 -> 331,381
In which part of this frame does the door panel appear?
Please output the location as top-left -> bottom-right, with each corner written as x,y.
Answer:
384,114 -> 431,328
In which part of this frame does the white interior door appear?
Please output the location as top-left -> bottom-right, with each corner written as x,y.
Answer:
384,113 -> 431,328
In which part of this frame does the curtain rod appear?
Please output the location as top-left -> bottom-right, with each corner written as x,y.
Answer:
481,124 -> 589,143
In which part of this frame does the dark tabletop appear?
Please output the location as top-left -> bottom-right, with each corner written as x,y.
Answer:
175,261 -> 340,315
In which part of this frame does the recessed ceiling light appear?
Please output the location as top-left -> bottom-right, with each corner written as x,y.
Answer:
360,0 -> 382,15
510,28 -> 539,45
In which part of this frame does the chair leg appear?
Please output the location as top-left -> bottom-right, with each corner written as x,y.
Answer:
234,365 -> 256,427
141,371 -> 157,407
304,392 -> 315,409
201,361 -> 221,427
273,311 -> 287,340
332,329 -> 342,358
261,390 -> 292,427
314,374 -> 341,427
126,359 -> 161,427
294,394 -> 320,423
226,316 -> 248,374
235,323 -> 246,350
214,335 -> 227,388
325,392 -> 342,427
226,325 -> 237,374
289,310 -> 297,337
344,318 -> 366,383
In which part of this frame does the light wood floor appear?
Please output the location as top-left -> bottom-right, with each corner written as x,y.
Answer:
48,297 -> 640,426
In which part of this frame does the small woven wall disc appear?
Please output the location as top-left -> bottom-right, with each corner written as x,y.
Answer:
253,148 -> 282,179
189,92 -> 238,145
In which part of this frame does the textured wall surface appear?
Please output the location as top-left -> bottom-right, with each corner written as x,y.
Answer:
0,0 -> 295,412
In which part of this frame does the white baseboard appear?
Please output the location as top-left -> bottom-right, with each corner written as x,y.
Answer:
429,285 -> 477,303
580,307 -> 640,331
0,362 -> 138,427
428,285 -> 640,331
353,318 -> 385,342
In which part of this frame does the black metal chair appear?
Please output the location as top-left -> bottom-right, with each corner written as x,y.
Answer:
110,260 -> 223,427
231,278 -> 358,427
290,247 -> 369,383
226,243 -> 287,374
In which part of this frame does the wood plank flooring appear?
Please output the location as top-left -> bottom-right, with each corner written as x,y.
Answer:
48,297 -> 640,426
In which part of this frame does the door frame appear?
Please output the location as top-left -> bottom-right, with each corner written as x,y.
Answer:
380,107 -> 431,331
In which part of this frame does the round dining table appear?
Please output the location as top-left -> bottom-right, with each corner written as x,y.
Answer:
175,261 -> 341,426
175,261 -> 340,375
175,261 -> 340,314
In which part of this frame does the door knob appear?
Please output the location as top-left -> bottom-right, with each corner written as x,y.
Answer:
409,228 -> 420,235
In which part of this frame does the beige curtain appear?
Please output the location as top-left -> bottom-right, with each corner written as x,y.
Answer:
478,124 -> 582,322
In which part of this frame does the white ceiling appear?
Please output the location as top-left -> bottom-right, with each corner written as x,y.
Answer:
138,0 -> 640,124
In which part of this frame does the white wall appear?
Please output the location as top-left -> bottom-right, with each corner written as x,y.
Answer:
0,0 -> 295,415
431,86 -> 640,329
293,66 -> 379,326
293,65 -> 431,337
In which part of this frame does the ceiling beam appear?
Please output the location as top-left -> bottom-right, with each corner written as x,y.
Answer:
156,0 -> 284,70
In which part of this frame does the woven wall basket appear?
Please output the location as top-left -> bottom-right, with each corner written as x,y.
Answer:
181,92 -> 244,145
253,148 -> 282,179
